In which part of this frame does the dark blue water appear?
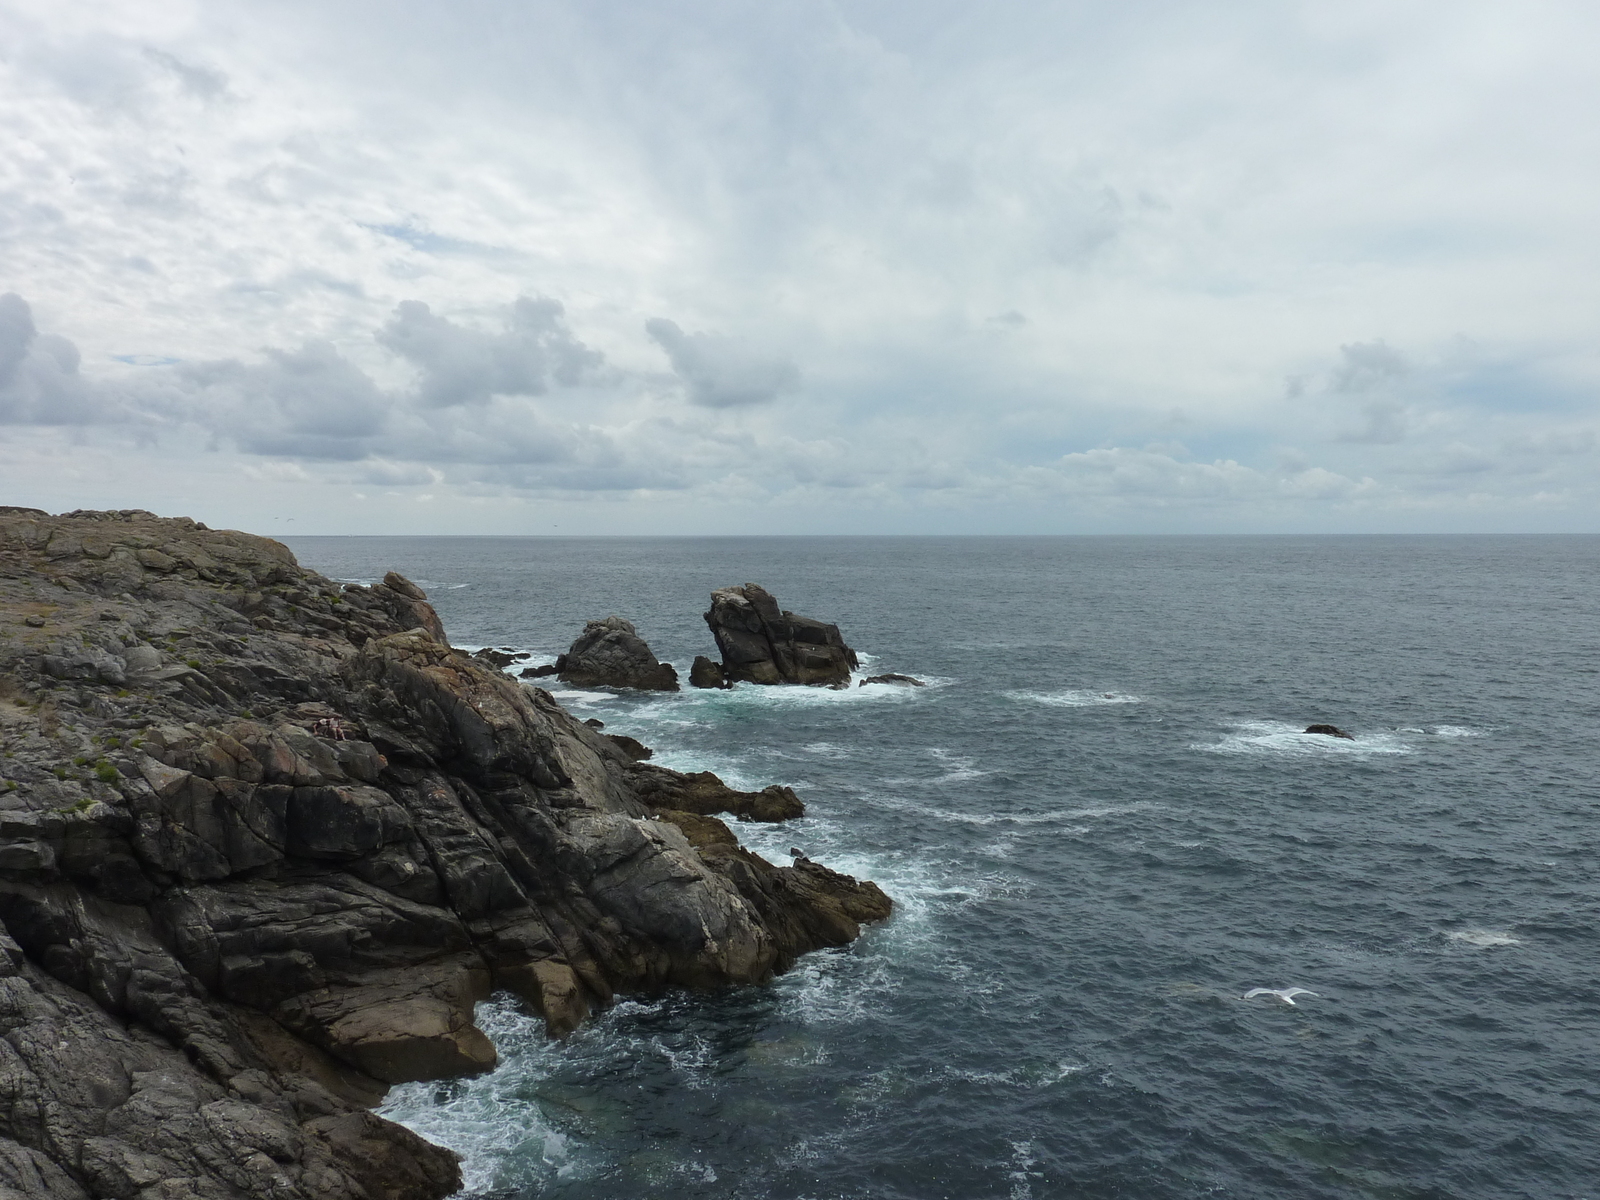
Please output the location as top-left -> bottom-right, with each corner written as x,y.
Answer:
284,536 -> 1600,1200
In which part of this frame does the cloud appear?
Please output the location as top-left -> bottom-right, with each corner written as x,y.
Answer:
1332,341 -> 1410,393
176,340 -> 391,459
645,318 -> 800,408
3,0 -> 1599,530
0,293 -> 116,425
376,297 -> 604,407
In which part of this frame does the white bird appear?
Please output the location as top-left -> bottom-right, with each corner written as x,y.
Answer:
1243,987 -> 1320,1005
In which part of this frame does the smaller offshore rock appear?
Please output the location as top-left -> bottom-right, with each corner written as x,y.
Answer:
703,583 -> 857,686
472,648 -> 529,671
689,655 -> 729,689
1305,723 -> 1355,740
860,673 -> 925,687
556,617 -> 679,691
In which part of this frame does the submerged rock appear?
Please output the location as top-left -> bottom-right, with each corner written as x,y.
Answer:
556,616 -> 679,691
0,507 -> 889,1200
861,673 -> 925,687
703,583 -> 858,686
1305,723 -> 1355,740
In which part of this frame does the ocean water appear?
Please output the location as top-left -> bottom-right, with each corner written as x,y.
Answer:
283,535 -> 1600,1200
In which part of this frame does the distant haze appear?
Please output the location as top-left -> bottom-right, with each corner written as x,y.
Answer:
2,0 -> 1597,534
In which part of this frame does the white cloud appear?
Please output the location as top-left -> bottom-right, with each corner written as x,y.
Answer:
645,318 -> 800,408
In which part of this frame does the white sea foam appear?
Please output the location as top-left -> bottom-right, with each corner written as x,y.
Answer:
1006,689 -> 1142,708
542,687 -> 614,707
1430,725 -> 1484,738
1197,720 -> 1412,758
377,995 -> 588,1193
1447,928 -> 1521,947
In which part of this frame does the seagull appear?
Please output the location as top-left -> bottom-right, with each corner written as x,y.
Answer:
1243,987 -> 1319,1005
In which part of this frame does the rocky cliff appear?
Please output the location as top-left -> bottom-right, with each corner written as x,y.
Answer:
0,508 -> 889,1200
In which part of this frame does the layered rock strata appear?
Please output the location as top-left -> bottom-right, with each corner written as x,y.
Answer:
701,584 -> 858,687
554,616 -> 678,691
0,509 -> 889,1200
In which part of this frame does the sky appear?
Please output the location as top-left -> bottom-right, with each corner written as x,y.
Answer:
2,0 -> 1598,535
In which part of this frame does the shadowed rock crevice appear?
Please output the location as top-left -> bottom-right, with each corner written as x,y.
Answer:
0,508 -> 890,1200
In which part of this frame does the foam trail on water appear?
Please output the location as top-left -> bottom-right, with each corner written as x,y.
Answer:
1198,720 -> 1411,758
1006,689 -> 1142,707
1447,928 -> 1521,947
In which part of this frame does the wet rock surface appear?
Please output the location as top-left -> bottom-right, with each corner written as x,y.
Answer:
1304,724 -> 1355,739
703,583 -> 858,686
0,509 -> 890,1199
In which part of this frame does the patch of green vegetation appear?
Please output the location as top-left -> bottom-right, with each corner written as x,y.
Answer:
116,688 -> 129,698
53,766 -> 67,780
185,659 -> 202,669
240,710 -> 254,719
94,761 -> 118,784
73,755 -> 89,767
55,795 -> 95,814
2,781 -> 15,793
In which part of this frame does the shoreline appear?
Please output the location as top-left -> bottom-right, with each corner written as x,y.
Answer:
0,507 -> 890,1199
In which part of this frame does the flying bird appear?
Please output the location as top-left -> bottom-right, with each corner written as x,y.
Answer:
1243,988 -> 1320,1005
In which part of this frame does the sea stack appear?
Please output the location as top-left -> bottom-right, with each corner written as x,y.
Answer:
555,615 -> 679,690
700,583 -> 858,687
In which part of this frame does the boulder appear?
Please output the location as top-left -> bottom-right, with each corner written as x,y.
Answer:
555,617 -> 679,691
860,673 -> 925,687
702,583 -> 857,686
1305,724 -> 1355,740
689,655 -> 729,689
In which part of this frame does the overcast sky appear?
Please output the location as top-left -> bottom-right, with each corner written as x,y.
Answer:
3,0 -> 1598,534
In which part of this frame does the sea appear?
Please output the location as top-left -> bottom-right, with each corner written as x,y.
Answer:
283,535 -> 1600,1200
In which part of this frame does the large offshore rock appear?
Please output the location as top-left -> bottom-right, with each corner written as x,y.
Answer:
703,583 -> 858,686
556,616 -> 679,691
0,507 -> 890,1200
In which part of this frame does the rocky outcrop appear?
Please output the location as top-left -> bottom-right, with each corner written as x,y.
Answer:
1305,724 -> 1355,740
688,655 -> 728,690
703,584 -> 857,687
0,509 -> 890,1199
555,616 -> 679,691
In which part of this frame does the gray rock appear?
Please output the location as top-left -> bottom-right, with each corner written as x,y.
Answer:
689,655 -> 728,689
703,584 -> 858,686
556,616 -> 679,691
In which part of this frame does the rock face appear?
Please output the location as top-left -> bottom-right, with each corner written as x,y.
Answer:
0,509 -> 890,1200
1305,724 -> 1355,740
703,584 -> 858,687
556,616 -> 679,691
